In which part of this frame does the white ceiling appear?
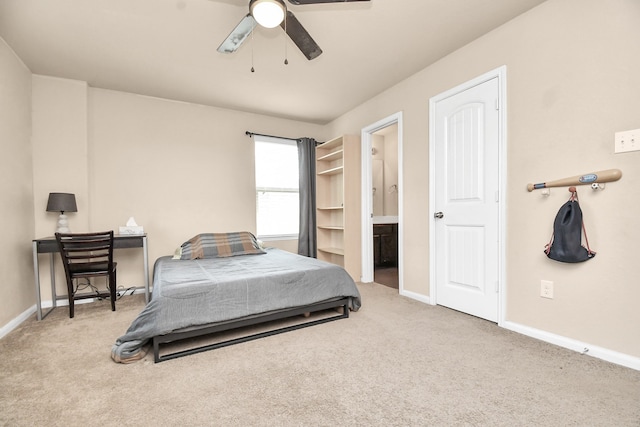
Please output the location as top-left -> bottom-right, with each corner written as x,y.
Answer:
0,0 -> 546,124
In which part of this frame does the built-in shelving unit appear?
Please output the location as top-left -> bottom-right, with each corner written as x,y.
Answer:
316,135 -> 361,281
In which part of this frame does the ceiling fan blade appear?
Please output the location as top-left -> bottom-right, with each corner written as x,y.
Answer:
217,14 -> 257,54
288,0 -> 370,5
280,11 -> 322,60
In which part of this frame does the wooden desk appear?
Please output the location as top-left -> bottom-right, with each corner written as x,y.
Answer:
32,234 -> 149,320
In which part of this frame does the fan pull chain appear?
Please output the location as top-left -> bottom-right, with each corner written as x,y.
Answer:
283,11 -> 288,65
250,27 -> 255,73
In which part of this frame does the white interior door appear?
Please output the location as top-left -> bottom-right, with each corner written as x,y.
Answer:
432,76 -> 500,322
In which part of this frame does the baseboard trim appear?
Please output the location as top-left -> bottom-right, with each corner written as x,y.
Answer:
502,320 -> 640,371
400,289 -> 430,304
0,287 -> 148,340
0,305 -> 36,340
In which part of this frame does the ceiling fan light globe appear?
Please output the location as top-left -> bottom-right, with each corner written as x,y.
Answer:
250,0 -> 285,28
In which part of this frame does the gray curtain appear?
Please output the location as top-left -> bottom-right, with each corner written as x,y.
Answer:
297,137 -> 317,257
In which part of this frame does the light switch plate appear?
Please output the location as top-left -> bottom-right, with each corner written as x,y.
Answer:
615,128 -> 640,153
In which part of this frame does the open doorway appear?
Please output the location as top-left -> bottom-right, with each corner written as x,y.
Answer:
372,125 -> 399,288
361,113 -> 403,290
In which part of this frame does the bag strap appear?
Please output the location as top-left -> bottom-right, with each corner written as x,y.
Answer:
544,230 -> 554,255
569,187 -> 578,202
571,188 -> 595,256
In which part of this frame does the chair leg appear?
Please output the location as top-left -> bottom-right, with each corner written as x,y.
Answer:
68,279 -> 75,319
110,270 -> 117,312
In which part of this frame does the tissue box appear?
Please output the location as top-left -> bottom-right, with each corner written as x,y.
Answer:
119,226 -> 144,235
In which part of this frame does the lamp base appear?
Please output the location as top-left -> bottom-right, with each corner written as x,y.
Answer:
56,213 -> 71,233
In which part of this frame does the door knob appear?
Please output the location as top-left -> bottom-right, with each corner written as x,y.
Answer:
434,212 -> 444,219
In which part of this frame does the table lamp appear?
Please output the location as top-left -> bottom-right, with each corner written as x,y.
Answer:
46,192 -> 77,233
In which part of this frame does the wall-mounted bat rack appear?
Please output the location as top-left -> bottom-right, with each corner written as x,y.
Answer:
527,169 -> 623,192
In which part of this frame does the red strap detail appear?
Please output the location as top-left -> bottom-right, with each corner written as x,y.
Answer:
574,189 -> 595,255
545,231 -> 553,254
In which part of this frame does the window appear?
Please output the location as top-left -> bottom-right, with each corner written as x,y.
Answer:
254,135 -> 299,238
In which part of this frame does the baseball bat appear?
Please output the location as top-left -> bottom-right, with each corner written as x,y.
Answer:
527,169 -> 622,192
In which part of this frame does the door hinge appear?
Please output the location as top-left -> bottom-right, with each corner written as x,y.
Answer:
495,98 -> 499,111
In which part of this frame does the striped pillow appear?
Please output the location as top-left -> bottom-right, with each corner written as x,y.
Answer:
178,232 -> 265,260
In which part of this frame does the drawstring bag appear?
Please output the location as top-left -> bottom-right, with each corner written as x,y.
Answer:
544,187 -> 595,263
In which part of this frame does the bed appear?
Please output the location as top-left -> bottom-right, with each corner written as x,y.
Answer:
111,232 -> 361,363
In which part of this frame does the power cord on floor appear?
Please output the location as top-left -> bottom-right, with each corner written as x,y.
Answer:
74,280 -> 100,298
115,286 -> 137,300
74,279 -> 137,301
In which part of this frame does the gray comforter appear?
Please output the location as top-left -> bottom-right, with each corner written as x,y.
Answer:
111,248 -> 361,362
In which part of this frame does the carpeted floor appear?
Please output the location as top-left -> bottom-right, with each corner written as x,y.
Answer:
1,282 -> 639,426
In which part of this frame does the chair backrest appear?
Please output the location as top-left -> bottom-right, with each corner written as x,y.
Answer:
55,231 -> 115,276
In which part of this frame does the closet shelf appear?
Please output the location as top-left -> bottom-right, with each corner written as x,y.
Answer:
318,225 -> 344,231
317,149 -> 343,162
317,165 -> 343,176
318,247 -> 344,256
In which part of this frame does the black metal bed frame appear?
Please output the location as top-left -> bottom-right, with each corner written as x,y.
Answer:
152,297 -> 351,363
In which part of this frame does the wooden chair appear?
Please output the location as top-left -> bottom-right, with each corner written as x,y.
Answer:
55,231 -> 117,318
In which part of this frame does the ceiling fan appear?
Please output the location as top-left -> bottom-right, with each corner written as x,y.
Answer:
217,0 -> 370,61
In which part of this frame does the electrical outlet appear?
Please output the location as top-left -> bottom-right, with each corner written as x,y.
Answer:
614,128 -> 640,153
541,280 -> 554,299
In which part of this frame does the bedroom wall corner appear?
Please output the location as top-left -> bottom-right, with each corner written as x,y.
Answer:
31,75 -> 89,302
0,37 -> 35,327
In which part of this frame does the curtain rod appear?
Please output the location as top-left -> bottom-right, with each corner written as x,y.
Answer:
245,131 -> 323,145
245,131 -> 296,141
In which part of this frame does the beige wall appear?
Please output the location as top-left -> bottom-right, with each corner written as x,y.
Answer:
326,0 -> 640,359
30,76 -> 90,300
32,76 -> 89,238
0,38 -> 34,326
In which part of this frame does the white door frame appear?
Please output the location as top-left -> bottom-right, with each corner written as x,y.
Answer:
428,66 -> 507,326
361,112 -> 403,288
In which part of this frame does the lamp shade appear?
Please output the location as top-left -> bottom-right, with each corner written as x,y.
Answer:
46,193 -> 77,213
250,0 -> 285,28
